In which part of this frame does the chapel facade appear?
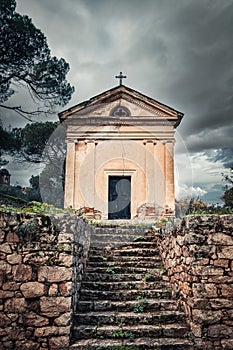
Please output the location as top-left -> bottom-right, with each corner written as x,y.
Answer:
59,83 -> 183,220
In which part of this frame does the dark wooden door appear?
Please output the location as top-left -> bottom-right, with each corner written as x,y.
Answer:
108,176 -> 131,219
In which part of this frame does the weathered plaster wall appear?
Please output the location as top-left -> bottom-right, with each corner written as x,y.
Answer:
64,96 -> 177,218
158,215 -> 233,350
0,212 -> 92,350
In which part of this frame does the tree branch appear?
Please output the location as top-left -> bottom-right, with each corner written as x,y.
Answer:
0,104 -> 54,121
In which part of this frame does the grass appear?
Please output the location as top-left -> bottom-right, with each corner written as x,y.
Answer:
0,201 -> 76,215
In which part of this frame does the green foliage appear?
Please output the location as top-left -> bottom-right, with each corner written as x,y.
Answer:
0,183 -> 41,202
154,219 -> 167,228
222,187 -> 233,208
133,296 -> 148,313
0,124 -> 19,165
12,122 -> 59,162
4,122 -> 66,208
106,267 -> 115,274
142,273 -> 153,282
221,169 -> 233,208
176,196 -> 233,215
133,305 -> 144,313
0,0 -> 74,116
112,331 -> 135,341
186,198 -> 207,215
29,175 -> 39,190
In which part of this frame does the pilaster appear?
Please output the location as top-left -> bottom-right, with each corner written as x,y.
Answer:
165,141 -> 175,212
64,142 -> 75,208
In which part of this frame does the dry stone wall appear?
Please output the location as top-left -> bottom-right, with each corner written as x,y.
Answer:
0,212 -> 92,350
158,215 -> 233,350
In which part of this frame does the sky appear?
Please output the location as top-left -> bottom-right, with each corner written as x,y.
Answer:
3,0 -> 233,203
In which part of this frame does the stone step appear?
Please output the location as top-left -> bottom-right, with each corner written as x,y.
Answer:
74,310 -> 185,326
91,236 -> 157,249
73,323 -> 190,340
90,241 -> 159,249
91,233 -> 139,241
85,266 -> 165,274
76,299 -> 179,313
82,272 -> 164,282
87,260 -> 164,268
91,233 -> 157,241
81,280 -> 169,291
71,227 -> 193,349
88,254 -> 162,263
90,247 -> 160,257
70,337 -> 194,349
93,227 -> 151,235
79,288 -> 172,301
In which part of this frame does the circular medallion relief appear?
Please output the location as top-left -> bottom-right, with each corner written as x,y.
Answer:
110,105 -> 130,117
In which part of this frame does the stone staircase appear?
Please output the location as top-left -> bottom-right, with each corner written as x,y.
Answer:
70,226 -> 194,349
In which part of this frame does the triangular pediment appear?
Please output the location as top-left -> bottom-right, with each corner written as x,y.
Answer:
59,85 -> 183,128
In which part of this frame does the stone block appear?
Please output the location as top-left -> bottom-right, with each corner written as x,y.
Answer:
221,284 -> 233,297
14,264 -> 32,282
193,265 -> 224,276
0,312 -> 11,327
15,339 -> 40,350
0,231 -> 5,243
59,282 -> 72,296
40,296 -> 71,317
218,247 -> 232,259
210,299 -> 233,309
207,233 -> 233,246
189,298 -> 211,309
58,233 -> 73,243
25,312 -> 49,327
6,232 -> 20,243
192,309 -> 222,323
34,325 -> 70,337
20,282 -> 45,298
2,282 -> 20,291
0,290 -> 14,299
0,260 -> 11,275
205,283 -> 218,298
38,266 -> 72,283
54,312 -> 70,326
0,243 -> 12,254
4,298 -> 26,313
34,326 -> 58,337
208,324 -> 233,338
213,259 -> 229,268
7,253 -> 22,265
48,283 -> 59,296
208,276 -> 233,284
59,253 -> 73,267
0,252 -> 6,259
49,336 -> 70,350
190,322 -> 202,337
23,252 -> 49,265
221,339 -> 233,349
192,283 -> 205,298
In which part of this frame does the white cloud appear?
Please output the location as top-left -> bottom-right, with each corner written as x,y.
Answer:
175,151 -> 224,201
176,183 -> 207,199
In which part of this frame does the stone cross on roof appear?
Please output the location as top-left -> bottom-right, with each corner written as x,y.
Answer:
115,72 -> 127,85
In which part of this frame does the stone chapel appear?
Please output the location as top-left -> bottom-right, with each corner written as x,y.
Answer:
59,77 -> 183,220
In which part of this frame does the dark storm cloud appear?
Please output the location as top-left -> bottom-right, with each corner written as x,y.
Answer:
204,148 -> 233,169
12,0 -> 233,151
